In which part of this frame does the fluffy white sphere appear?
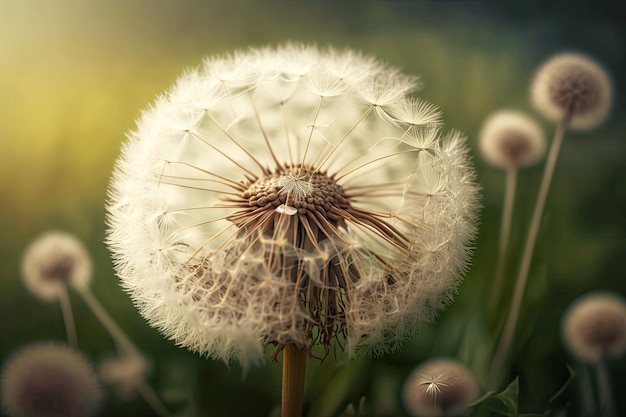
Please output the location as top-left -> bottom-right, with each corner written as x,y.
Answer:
106,44 -> 479,368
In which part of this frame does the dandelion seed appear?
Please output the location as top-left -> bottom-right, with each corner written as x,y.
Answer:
530,52 -> 612,130
0,342 -> 103,417
106,44 -> 479,416
402,358 -> 479,417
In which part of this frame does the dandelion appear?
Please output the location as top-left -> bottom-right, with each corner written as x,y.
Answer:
21,231 -> 92,346
531,52 -> 612,130
100,354 -> 149,398
561,291 -> 626,364
21,232 -> 171,417
99,353 -> 170,417
479,110 -> 545,170
0,342 -> 103,417
402,358 -> 479,417
478,110 -> 545,311
106,44 -> 479,416
561,291 -> 626,417
493,52 -> 613,373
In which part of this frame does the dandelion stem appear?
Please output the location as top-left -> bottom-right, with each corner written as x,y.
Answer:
489,166 -> 517,314
78,287 -> 173,417
77,287 -> 139,356
596,359 -> 616,417
282,344 -> 307,417
579,363 -> 597,417
137,381 -> 173,417
492,114 -> 568,375
58,287 -> 78,347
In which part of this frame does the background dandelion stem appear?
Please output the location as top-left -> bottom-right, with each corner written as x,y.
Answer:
77,287 -> 139,356
492,114 -> 569,376
137,381 -> 173,417
282,344 -> 307,417
579,364 -> 597,416
596,359 -> 616,417
78,286 -> 172,416
58,287 -> 78,347
489,166 -> 518,314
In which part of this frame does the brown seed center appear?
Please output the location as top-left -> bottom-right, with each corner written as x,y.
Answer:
242,164 -> 350,217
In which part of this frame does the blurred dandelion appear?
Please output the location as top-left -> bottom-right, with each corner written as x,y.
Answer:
106,44 -> 479,416
493,52 -> 613,374
479,110 -> 545,170
100,353 -> 149,398
562,291 -> 626,363
0,342 -> 103,417
402,358 -> 479,417
531,52 -> 612,130
561,291 -> 625,417
21,231 -> 92,346
20,231 -> 171,417
478,110 -> 545,312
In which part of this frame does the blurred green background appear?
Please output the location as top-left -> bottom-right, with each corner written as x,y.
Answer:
1,0 -> 624,416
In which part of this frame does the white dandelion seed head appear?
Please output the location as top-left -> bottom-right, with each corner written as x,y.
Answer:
106,44 -> 479,369
530,52 -> 612,130
479,110 -> 545,169
402,358 -> 479,417
561,290 -> 626,363
1,342 -> 103,417
21,231 -> 93,301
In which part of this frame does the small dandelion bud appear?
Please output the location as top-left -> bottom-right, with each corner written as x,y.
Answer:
21,231 -> 92,301
99,354 -> 149,398
106,44 -> 479,369
479,110 -> 545,169
0,342 -> 103,417
530,52 -> 612,129
402,358 -> 479,417
561,291 -> 626,363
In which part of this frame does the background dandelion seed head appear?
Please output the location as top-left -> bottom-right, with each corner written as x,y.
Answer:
21,231 -> 92,302
530,52 -> 612,130
402,358 -> 479,417
561,290 -> 626,363
0,342 -> 103,417
479,110 -> 545,169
